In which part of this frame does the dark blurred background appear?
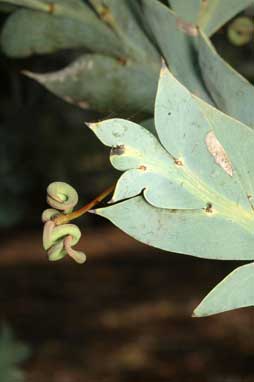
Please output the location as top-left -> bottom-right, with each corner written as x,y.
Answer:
1,4 -> 254,382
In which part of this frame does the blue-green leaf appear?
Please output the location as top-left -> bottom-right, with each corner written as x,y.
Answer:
89,118 -> 203,209
0,0 -> 51,12
1,0 -> 122,57
95,196 -> 254,260
142,0 -> 212,103
89,0 -> 159,62
198,31 -> 254,128
195,96 -> 254,204
90,65 -> 254,260
169,0 -> 253,36
198,0 -> 254,37
24,54 -> 159,115
169,0 -> 201,24
193,262 -> 254,316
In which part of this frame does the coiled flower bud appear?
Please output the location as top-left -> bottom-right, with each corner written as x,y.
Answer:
42,182 -> 86,264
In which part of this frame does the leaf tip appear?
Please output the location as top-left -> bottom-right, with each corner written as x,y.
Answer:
192,303 -> 213,318
77,101 -> 90,109
160,59 -> 169,77
88,209 -> 97,214
191,310 -> 199,318
21,69 -> 30,77
21,70 -> 45,83
86,121 -> 99,130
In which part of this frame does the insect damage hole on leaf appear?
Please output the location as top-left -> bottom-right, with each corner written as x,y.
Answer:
111,145 -> 125,156
205,131 -> 233,176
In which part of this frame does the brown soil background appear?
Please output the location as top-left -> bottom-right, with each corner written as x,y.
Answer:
1,227 -> 254,382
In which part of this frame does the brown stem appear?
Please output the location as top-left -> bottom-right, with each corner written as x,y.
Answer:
52,183 -> 115,226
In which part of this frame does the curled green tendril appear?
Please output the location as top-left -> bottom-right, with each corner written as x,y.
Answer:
46,181 -> 79,212
228,17 -> 253,46
42,182 -> 86,264
41,208 -> 60,222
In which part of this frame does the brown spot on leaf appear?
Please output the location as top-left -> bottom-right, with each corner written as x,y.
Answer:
111,145 -> 125,156
63,96 -> 74,104
77,100 -> 90,109
117,57 -> 127,65
176,17 -> 198,36
205,131 -> 233,176
23,58 -> 94,84
48,3 -> 55,13
175,159 -> 183,166
205,203 -> 213,213
98,4 -> 116,29
138,165 -> 147,171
